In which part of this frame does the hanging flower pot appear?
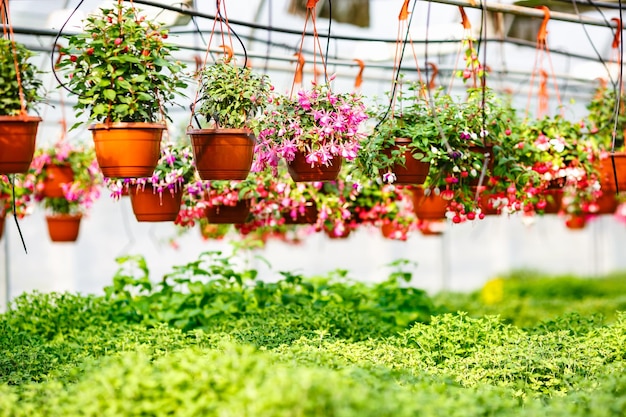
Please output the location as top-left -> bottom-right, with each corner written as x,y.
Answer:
590,190 -> 618,215
381,137 -> 430,185
324,227 -> 351,239
206,199 -> 252,224
287,151 -> 343,182
380,222 -> 410,241
0,115 -> 42,174
599,153 -> 626,192
417,219 -> 446,236
283,203 -> 319,225
410,187 -> 448,220
565,214 -> 586,230
187,128 -> 256,180
468,145 -> 494,186
538,187 -> 563,215
46,214 -> 82,242
129,184 -> 183,222
89,123 -> 164,178
41,164 -> 74,198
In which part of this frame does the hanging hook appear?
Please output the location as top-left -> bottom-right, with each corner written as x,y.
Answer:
612,17 -> 622,49
353,59 -> 365,90
294,52 -> 305,86
536,6 -> 551,45
426,62 -> 439,90
458,6 -> 471,30
399,0 -> 410,21
219,44 -> 233,63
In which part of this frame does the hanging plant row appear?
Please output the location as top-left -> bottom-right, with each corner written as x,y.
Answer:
4,1 -> 626,243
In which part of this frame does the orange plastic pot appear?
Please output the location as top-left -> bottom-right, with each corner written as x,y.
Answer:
46,214 -> 82,242
539,188 -> 563,215
565,214 -> 586,230
599,153 -> 626,192
187,128 -> 255,180
0,212 -> 5,239
287,151 -> 342,182
89,122 -> 164,178
129,185 -> 183,222
382,138 -> 430,185
283,204 -> 319,225
410,187 -> 448,220
42,164 -> 74,198
325,227 -> 351,239
0,115 -> 41,174
206,199 -> 252,224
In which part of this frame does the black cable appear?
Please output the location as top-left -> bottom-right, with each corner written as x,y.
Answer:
214,0 -> 248,67
9,175 -> 27,254
373,0 -> 418,131
50,0 -> 85,97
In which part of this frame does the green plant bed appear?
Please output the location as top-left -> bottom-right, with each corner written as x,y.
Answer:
2,256 -> 626,416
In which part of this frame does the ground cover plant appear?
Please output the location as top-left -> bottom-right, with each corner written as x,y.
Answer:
1,252 -> 626,416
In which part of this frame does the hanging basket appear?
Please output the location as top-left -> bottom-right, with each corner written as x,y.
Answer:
42,164 -> 74,198
592,191 -> 618,215
382,138 -> 430,185
0,115 -> 42,174
324,227 -> 351,239
410,187 -> 448,220
538,187 -> 563,215
187,128 -> 255,181
206,199 -> 252,224
565,214 -> 586,230
129,185 -> 183,222
46,214 -> 82,242
88,122 -> 164,178
0,212 -> 5,240
599,153 -> 626,192
283,203 -> 319,225
287,151 -> 343,182
468,145 -> 494,186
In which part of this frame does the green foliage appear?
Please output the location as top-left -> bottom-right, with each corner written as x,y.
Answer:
196,59 -> 272,129
0,39 -> 44,116
57,4 -> 187,124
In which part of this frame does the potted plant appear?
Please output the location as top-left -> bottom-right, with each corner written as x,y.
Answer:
585,83 -> 626,192
204,178 -> 259,224
57,3 -> 187,178
109,142 -> 197,222
254,77 -> 368,182
187,55 -> 272,180
0,39 -> 44,174
30,142 -> 102,242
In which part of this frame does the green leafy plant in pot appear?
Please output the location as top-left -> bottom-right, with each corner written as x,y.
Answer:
56,2 -> 187,179
187,53 -> 272,181
0,38 -> 45,174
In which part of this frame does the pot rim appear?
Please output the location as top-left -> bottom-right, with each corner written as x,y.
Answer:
88,122 -> 166,131
186,127 -> 253,135
0,115 -> 42,122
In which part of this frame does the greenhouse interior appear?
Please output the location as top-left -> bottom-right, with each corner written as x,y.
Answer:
1,0 -> 626,415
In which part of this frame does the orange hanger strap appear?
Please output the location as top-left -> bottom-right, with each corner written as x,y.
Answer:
294,52 -> 305,85
307,0 -> 320,8
354,59 -> 365,89
427,62 -> 438,90
538,69 -> 549,118
219,44 -> 233,63
399,0 -> 410,21
536,6 -> 551,45
612,17 -> 622,49
54,44 -> 64,68
194,55 -> 202,73
458,6 -> 471,30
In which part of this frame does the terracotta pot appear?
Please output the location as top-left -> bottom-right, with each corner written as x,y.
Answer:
324,227 -> 351,239
42,164 -> 74,198
206,199 -> 251,224
382,138 -> 430,185
129,185 -> 183,222
89,122 -> 164,178
410,187 -> 448,220
381,222 -> 409,240
599,153 -> 626,192
539,188 -> 563,215
592,191 -> 618,215
187,128 -> 255,180
46,214 -> 82,242
478,192 -> 502,216
565,214 -> 586,230
287,151 -> 342,182
283,204 -> 319,225
0,212 -> 5,240
0,115 -> 42,174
